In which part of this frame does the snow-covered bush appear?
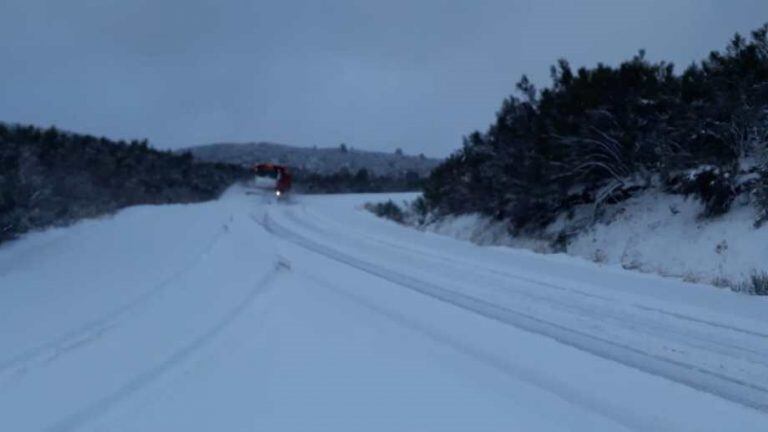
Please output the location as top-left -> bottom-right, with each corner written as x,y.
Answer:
751,272 -> 768,296
673,166 -> 737,218
736,271 -> 768,295
754,167 -> 768,227
409,196 -> 430,225
364,200 -> 405,224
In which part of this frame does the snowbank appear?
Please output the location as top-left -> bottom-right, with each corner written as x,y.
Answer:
426,213 -> 552,253
422,191 -> 768,290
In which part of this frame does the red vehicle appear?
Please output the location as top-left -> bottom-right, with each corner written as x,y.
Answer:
252,163 -> 292,197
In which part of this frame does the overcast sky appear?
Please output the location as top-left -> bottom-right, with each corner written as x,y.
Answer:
2,0 -> 768,157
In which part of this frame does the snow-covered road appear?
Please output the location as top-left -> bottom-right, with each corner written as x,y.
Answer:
1,189 -> 768,431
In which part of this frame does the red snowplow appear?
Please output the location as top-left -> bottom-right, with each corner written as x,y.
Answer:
251,163 -> 292,197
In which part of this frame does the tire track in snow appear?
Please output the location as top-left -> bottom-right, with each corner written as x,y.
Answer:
296,205 -> 768,340
282,206 -> 768,368
45,261 -> 284,432
632,304 -> 768,339
285,204 -> 768,373
296,270 -> 652,431
0,224 -> 229,385
263,213 -> 768,413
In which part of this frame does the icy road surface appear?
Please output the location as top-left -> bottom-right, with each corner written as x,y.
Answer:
1,189 -> 768,431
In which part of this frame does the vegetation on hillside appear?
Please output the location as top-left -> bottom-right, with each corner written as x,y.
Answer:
423,24 -> 768,232
294,167 -> 424,194
0,124 -> 249,243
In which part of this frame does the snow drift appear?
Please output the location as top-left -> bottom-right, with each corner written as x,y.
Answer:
420,189 -> 768,291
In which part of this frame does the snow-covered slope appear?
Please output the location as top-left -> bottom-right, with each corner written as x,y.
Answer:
1,190 -> 767,431
424,190 -> 768,289
183,141 -> 440,176
565,192 -> 768,286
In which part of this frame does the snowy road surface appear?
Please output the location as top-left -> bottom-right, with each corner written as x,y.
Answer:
1,189 -> 768,431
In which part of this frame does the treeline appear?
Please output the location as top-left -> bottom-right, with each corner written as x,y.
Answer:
294,167 -> 423,194
0,124 -> 250,243
423,24 -> 768,231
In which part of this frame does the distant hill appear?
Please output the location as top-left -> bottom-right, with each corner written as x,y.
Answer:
182,142 -> 441,177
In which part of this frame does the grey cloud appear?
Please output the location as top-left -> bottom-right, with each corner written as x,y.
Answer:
2,0 -> 768,157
